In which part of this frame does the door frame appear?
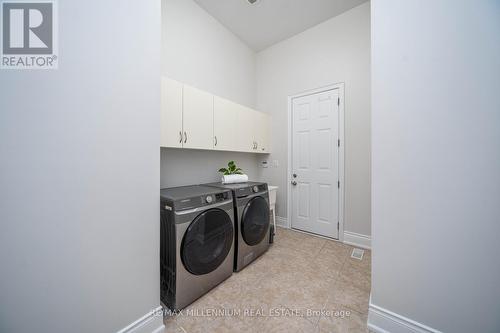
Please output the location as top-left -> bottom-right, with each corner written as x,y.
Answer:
287,82 -> 345,241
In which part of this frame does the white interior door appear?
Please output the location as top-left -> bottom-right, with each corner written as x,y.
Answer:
291,89 -> 340,238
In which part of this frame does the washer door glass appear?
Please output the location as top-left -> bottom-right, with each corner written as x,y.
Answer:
241,196 -> 270,246
181,208 -> 234,275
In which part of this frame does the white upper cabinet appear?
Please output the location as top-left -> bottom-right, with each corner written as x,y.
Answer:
161,78 -> 183,148
235,106 -> 255,152
160,77 -> 271,154
255,111 -> 271,153
213,96 -> 237,151
238,108 -> 271,153
182,85 -> 214,150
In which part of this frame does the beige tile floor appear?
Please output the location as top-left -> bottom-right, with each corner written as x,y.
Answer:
164,227 -> 371,333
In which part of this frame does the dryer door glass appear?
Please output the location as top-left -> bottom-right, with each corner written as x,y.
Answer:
181,208 -> 234,275
241,196 -> 270,246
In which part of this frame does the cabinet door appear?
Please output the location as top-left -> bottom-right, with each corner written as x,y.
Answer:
183,85 -> 214,150
161,77 -> 183,148
214,96 -> 237,151
235,106 -> 256,152
255,112 -> 271,153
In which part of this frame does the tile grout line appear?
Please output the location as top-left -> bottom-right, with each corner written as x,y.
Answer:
177,322 -> 187,333
315,247 -> 353,330
306,241 -> 350,330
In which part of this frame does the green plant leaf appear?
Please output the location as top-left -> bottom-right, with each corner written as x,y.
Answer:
219,161 -> 244,175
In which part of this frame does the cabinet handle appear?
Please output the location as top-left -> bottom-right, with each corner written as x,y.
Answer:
214,136 -> 217,146
184,132 -> 187,143
179,131 -> 182,143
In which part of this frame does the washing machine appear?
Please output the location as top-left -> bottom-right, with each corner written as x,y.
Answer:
160,185 -> 234,311
205,182 -> 270,272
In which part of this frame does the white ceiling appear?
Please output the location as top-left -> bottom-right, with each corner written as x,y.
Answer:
193,0 -> 368,51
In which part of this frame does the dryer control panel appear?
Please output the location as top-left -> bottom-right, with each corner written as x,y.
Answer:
235,183 -> 268,198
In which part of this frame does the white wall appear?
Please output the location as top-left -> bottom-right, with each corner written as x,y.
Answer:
161,0 -> 261,187
256,3 -> 371,236
0,1 -> 161,333
370,1 -> 500,332
161,148 -> 264,188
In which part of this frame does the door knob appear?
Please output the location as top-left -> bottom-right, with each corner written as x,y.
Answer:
292,173 -> 297,178
291,180 -> 297,186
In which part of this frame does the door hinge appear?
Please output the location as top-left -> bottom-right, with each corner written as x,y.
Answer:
337,97 -> 340,106
337,139 -> 340,147
337,221 -> 339,231
337,180 -> 340,188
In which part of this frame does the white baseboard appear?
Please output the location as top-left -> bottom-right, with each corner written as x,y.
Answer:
276,218 -> 371,250
368,302 -> 442,333
116,306 -> 165,333
343,231 -> 371,250
275,216 -> 289,228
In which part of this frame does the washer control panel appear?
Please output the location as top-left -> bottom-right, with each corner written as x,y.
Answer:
202,191 -> 229,206
161,187 -> 231,212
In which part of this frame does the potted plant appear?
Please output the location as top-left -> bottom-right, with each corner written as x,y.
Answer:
218,161 -> 243,175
